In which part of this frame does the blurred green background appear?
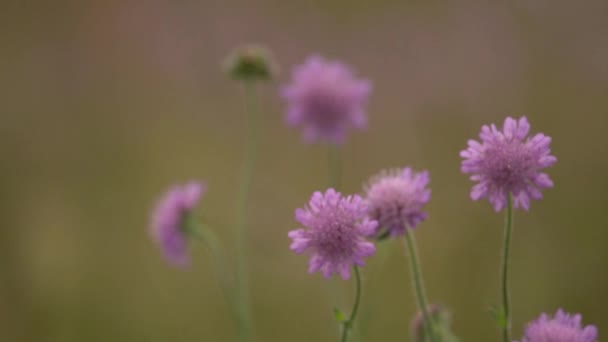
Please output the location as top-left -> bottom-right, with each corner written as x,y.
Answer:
2,1 -> 607,341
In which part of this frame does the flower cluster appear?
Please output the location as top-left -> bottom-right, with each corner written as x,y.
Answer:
146,46 -> 596,342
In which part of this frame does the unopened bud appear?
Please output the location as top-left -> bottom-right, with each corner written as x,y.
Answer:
223,45 -> 278,82
411,304 -> 459,342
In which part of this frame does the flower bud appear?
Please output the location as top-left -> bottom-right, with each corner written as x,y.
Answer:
223,45 -> 278,82
411,304 -> 459,342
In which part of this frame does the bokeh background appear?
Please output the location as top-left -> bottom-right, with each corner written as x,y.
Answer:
2,1 -> 607,341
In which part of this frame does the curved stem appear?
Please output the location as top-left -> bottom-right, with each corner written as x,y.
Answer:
501,193 -> 514,342
404,231 -> 437,342
328,144 -> 341,190
190,222 -> 238,322
234,81 -> 259,341
340,266 -> 362,342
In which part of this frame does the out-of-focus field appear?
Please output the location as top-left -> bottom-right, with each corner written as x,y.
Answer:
1,1 -> 607,341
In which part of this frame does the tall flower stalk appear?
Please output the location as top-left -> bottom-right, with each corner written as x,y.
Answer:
288,189 -> 377,342
232,80 -> 258,341
224,45 -> 278,342
404,231 -> 437,342
363,167 -> 439,340
460,116 -> 556,340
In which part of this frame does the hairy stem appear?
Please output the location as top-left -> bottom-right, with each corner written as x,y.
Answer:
340,266 -> 362,342
501,193 -> 514,342
234,81 -> 259,341
404,231 -> 437,342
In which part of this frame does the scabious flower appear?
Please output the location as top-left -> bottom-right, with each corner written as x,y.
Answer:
365,168 -> 431,238
151,182 -> 205,267
281,55 -> 372,144
517,309 -> 598,342
288,189 -> 377,279
460,116 -> 557,211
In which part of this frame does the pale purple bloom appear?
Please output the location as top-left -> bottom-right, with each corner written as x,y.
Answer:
517,309 -> 598,342
281,55 -> 372,144
460,116 -> 557,211
365,168 -> 431,238
151,182 -> 205,267
288,189 -> 377,279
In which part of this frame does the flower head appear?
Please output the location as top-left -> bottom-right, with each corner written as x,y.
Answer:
517,309 -> 598,342
365,168 -> 431,238
151,182 -> 205,267
281,55 -> 372,144
460,116 -> 557,211
223,45 -> 278,82
288,189 -> 377,279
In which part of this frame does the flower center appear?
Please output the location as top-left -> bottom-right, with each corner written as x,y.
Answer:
483,140 -> 535,189
312,212 -> 357,259
303,86 -> 349,130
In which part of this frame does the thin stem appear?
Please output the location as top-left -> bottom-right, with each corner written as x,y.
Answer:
189,222 -> 238,322
357,240 -> 392,340
340,266 -> 362,342
328,144 -> 341,190
234,81 -> 259,341
404,231 -> 437,342
501,193 -> 514,342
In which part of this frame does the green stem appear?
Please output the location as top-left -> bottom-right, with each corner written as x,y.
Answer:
328,144 -> 341,190
189,222 -> 238,323
340,266 -> 362,342
234,81 -> 259,341
404,231 -> 437,342
501,193 -> 514,342
357,240 -> 392,340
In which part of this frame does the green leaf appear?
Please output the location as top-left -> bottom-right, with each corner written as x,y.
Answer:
333,308 -> 347,323
488,305 -> 507,328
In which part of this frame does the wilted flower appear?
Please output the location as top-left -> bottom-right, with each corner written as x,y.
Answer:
460,116 -> 556,211
281,55 -> 372,144
288,189 -> 377,279
517,309 -> 598,342
151,182 -> 205,266
365,168 -> 431,238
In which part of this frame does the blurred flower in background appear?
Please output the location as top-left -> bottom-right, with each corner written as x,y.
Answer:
365,167 -> 431,239
281,55 -> 372,144
150,181 -> 205,267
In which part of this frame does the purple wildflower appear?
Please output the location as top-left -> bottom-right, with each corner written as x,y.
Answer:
151,181 -> 205,267
281,55 -> 372,144
460,116 -> 557,211
288,189 -> 377,279
517,309 -> 598,342
365,168 -> 431,238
